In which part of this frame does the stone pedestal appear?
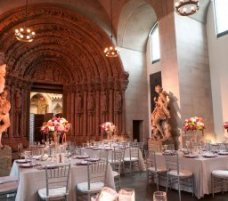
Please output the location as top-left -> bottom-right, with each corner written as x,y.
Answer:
148,138 -> 162,152
0,145 -> 12,176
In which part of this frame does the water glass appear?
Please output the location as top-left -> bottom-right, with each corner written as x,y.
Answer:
153,191 -> 167,201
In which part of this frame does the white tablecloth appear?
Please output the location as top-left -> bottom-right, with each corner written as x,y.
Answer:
10,158 -> 115,201
82,147 -> 146,171
155,153 -> 228,199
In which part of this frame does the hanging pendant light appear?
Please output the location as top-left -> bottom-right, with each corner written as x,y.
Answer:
104,0 -> 118,57
175,0 -> 199,16
15,0 -> 35,42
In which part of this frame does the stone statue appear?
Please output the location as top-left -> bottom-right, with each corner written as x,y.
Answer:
76,93 -> 83,113
88,92 -> 95,112
151,85 -> 171,140
37,96 -> 48,114
0,89 -> 11,148
101,91 -> 107,113
114,91 -> 122,112
0,64 -> 6,93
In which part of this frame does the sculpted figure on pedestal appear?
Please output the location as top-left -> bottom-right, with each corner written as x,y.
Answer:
151,85 -> 171,141
0,89 -> 11,148
76,93 -> 83,113
0,64 -> 6,93
101,91 -> 107,113
114,91 -> 122,112
88,92 -> 95,112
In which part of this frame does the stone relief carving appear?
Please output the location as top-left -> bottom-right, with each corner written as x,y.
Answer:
114,91 -> 122,112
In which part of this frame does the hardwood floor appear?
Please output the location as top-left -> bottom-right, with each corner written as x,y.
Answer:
120,172 -> 228,201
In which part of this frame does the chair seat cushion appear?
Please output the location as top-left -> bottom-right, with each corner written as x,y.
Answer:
76,182 -> 104,193
38,187 -> 67,199
148,166 -> 167,173
212,170 -> 228,178
168,170 -> 193,177
112,171 -> 120,177
124,157 -> 138,162
0,176 -> 18,194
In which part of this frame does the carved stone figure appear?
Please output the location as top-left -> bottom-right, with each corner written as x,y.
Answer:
0,64 -> 6,93
0,89 -> 11,148
88,92 -> 95,112
37,96 -> 48,114
151,85 -> 171,140
76,93 -> 83,113
101,91 -> 107,113
114,91 -> 122,112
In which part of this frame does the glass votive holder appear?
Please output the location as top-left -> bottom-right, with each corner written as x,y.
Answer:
153,191 -> 167,201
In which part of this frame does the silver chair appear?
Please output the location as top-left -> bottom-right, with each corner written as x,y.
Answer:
164,152 -> 194,201
76,161 -> 108,201
124,146 -> 140,174
211,169 -> 228,197
38,164 -> 71,201
0,176 -> 18,201
110,148 -> 125,189
99,150 -> 109,162
146,150 -> 167,190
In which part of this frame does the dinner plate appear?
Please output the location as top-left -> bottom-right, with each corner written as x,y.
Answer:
184,154 -> 198,158
202,154 -> 217,158
85,158 -> 100,162
19,163 -> 36,168
74,155 -> 89,159
218,151 -> 228,155
16,159 -> 31,164
75,161 -> 91,166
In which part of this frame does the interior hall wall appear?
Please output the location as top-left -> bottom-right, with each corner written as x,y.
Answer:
207,4 -> 228,137
175,14 -> 214,134
119,47 -> 149,142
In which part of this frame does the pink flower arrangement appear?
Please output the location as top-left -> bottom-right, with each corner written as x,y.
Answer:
100,122 -> 116,133
41,116 -> 71,134
183,116 -> 205,131
224,122 -> 228,130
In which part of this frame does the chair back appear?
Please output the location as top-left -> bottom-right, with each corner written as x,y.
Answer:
164,152 -> 179,174
44,164 -> 71,196
146,150 -> 157,171
129,147 -> 139,160
111,147 -> 125,173
87,161 -> 107,190
99,150 -> 109,161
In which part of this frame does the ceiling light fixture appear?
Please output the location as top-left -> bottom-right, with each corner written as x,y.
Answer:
15,0 -> 35,42
104,0 -> 118,57
175,0 -> 199,16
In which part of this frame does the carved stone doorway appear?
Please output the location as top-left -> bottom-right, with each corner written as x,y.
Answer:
29,84 -> 63,144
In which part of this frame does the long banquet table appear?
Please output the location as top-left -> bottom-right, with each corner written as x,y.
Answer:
155,152 -> 228,199
10,157 -> 115,201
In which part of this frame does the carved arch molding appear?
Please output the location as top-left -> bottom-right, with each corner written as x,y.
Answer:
0,4 -> 129,146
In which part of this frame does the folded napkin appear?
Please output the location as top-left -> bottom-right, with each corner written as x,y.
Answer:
0,176 -> 18,184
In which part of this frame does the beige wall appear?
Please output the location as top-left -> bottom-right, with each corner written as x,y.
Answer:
119,47 -> 149,141
207,4 -> 228,137
175,14 -> 214,134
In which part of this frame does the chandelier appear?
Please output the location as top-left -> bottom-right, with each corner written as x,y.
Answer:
175,0 -> 199,16
104,0 -> 118,57
15,0 -> 35,42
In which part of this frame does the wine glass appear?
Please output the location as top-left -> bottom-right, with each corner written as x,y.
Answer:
153,191 -> 167,201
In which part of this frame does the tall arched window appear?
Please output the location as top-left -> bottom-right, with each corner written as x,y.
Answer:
214,0 -> 228,37
150,24 -> 160,63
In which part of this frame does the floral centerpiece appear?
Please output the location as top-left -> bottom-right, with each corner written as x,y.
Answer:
41,116 -> 70,144
182,116 -> 205,148
183,116 -> 205,132
100,122 -> 116,140
224,122 -> 228,132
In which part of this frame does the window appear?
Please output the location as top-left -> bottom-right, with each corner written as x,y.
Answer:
214,0 -> 228,37
150,25 -> 160,63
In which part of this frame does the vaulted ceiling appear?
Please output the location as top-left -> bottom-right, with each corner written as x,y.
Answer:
0,0 -> 210,84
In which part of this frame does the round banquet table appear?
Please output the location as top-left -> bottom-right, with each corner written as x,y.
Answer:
10,157 -> 115,201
